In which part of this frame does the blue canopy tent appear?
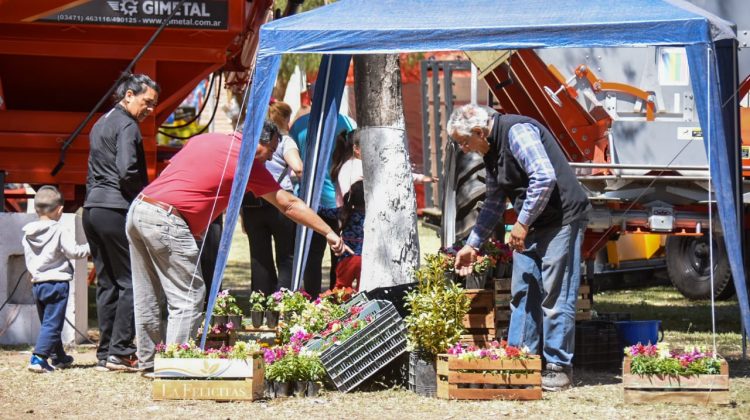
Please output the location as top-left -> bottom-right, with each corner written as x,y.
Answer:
201,0 -> 749,347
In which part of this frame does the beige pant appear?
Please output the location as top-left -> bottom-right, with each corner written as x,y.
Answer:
125,199 -> 205,369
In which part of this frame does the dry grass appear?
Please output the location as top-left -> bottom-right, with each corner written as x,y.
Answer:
1,347 -> 749,419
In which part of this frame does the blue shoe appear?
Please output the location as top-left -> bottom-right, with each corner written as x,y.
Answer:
27,355 -> 55,373
51,354 -> 74,369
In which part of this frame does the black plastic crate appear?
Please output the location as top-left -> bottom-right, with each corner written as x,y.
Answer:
574,320 -> 623,370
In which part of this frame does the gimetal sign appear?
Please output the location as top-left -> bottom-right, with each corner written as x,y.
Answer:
38,0 -> 229,30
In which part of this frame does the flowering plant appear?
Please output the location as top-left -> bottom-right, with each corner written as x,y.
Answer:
199,320 -> 237,336
276,288 -> 311,314
626,343 -> 722,375
155,340 -> 261,359
265,292 -> 281,312
214,289 -> 243,316
248,291 -> 265,311
264,350 -> 324,382
263,327 -> 324,382
446,340 -> 531,360
438,238 -> 511,275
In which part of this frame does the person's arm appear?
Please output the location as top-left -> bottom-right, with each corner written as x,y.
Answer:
283,147 -> 304,178
59,228 -> 90,260
261,189 -> 350,255
411,173 -> 437,184
455,171 -> 505,276
116,122 -> 146,198
509,123 -> 556,227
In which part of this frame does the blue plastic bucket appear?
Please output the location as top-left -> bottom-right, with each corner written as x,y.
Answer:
614,320 -> 663,347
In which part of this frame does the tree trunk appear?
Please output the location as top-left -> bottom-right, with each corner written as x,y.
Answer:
353,54 -> 420,291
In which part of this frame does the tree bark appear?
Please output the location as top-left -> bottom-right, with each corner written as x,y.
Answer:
353,54 -> 420,291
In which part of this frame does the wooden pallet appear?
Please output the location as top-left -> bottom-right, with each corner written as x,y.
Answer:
436,354 -> 542,400
462,289 -> 496,346
622,357 -> 730,405
153,357 -> 264,401
495,278 -> 593,332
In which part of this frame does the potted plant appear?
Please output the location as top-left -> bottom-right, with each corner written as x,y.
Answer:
265,294 -> 281,328
439,239 -> 507,289
214,289 -> 244,328
404,254 -> 471,397
248,291 -> 265,328
266,356 -> 293,397
302,354 -> 325,397
277,289 -> 311,321
622,343 -> 729,404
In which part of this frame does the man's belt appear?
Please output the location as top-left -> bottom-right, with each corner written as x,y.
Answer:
136,193 -> 183,219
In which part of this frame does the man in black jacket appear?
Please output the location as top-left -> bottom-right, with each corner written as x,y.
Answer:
83,73 -> 159,371
449,104 -> 590,391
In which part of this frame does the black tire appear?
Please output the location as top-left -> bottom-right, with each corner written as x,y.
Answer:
665,235 -> 735,300
441,141 -> 486,242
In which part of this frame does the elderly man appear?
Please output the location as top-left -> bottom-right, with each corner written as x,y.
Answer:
126,121 -> 347,372
448,104 -> 590,391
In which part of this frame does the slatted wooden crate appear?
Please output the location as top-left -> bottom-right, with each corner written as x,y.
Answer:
152,357 -> 264,401
622,357 -> 730,405
495,278 -> 593,336
461,289 -> 496,346
436,354 -> 542,400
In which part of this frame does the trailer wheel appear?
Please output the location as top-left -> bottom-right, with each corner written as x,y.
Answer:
665,235 -> 735,300
454,150 -> 486,240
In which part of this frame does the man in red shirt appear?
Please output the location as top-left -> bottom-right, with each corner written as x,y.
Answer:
126,121 -> 346,371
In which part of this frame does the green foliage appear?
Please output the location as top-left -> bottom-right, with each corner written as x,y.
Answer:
278,290 -> 310,314
629,354 -> 721,376
265,354 -> 294,382
265,294 -> 280,312
214,290 -> 243,316
404,254 -> 471,356
249,291 -> 265,312
265,353 -> 325,382
156,340 -> 261,359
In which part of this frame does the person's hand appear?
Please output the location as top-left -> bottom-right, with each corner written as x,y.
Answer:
422,175 -> 438,184
325,231 -> 353,256
454,245 -> 477,276
509,221 -> 528,252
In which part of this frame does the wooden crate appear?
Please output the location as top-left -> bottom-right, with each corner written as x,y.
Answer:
622,357 -> 730,405
153,357 -> 264,401
436,354 -> 542,400
462,289 -> 496,346
495,278 -> 593,334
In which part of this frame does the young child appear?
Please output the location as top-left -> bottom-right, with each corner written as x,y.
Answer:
335,180 -> 365,290
21,186 -> 90,373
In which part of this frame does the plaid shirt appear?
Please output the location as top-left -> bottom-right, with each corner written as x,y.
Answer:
467,123 -> 557,249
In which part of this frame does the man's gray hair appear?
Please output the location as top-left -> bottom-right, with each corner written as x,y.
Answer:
447,104 -> 497,137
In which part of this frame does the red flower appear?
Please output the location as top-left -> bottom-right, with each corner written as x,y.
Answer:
505,346 -> 521,358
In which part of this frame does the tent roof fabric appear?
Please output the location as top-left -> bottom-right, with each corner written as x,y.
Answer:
259,0 -> 734,55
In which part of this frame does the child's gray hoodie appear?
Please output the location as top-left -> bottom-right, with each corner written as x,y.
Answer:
21,220 -> 90,283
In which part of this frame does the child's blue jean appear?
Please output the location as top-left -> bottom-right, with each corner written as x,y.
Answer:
32,281 -> 69,359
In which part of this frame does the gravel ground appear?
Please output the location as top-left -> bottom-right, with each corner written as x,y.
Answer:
1,346 -> 749,419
